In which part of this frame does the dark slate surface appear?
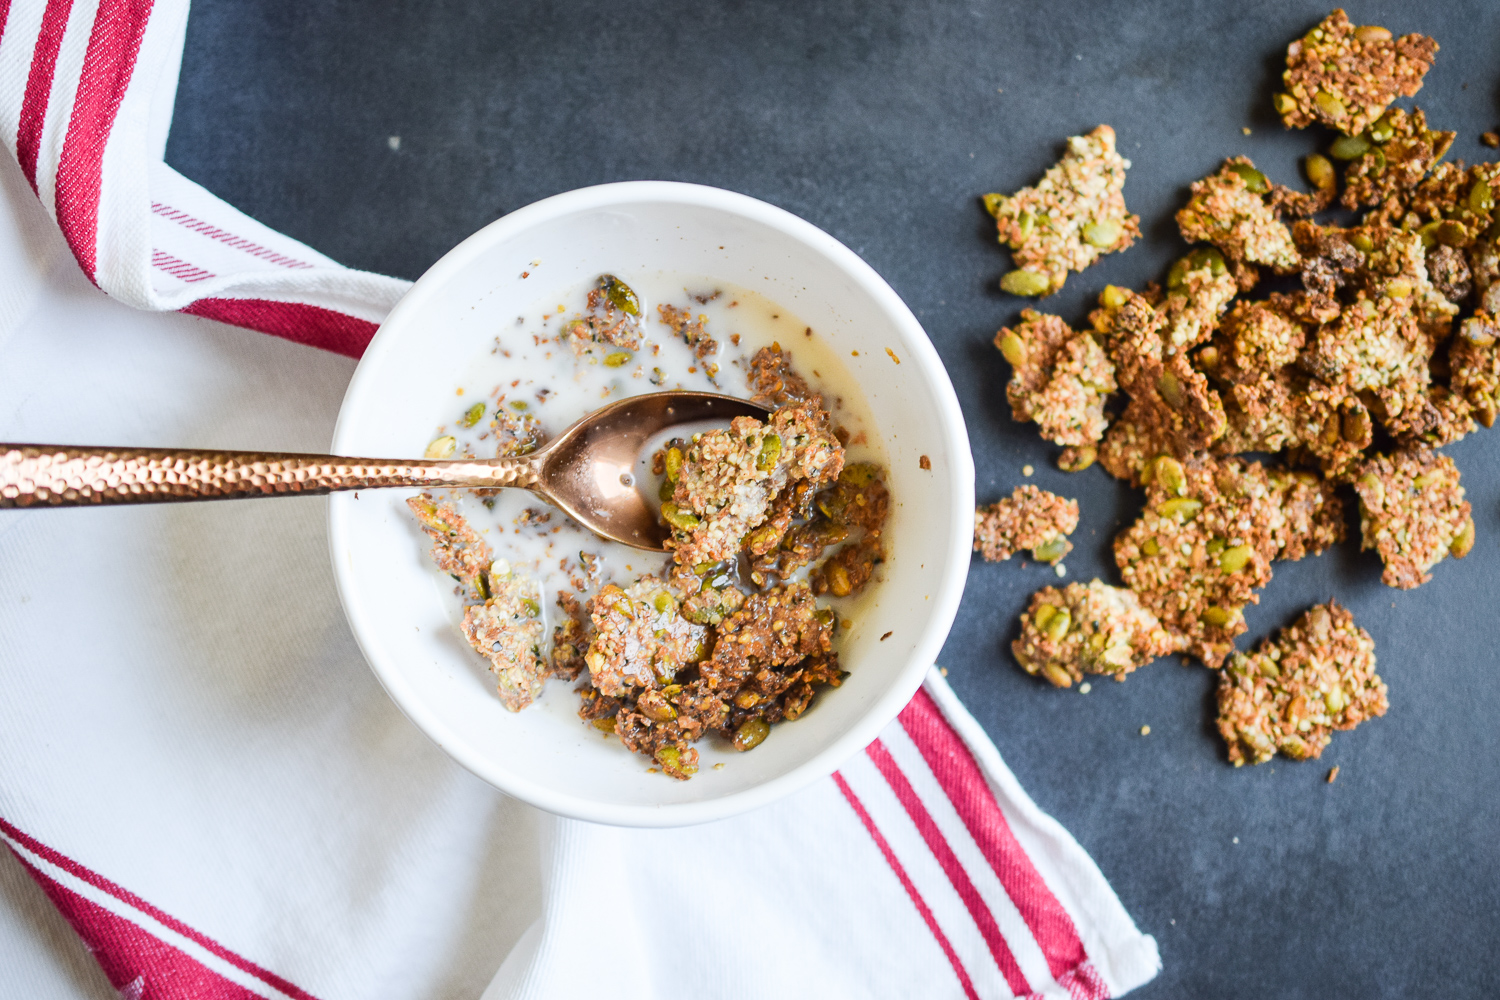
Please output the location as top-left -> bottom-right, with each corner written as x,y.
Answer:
166,2 -> 1500,995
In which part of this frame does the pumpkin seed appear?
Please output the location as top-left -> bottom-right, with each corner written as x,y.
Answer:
1314,90 -> 1346,121
1000,269 -> 1051,297
982,193 -> 1007,217
1200,605 -> 1231,627
1032,602 -> 1058,631
1330,133 -> 1370,159
734,718 -> 770,751
1272,93 -> 1296,116
1044,608 -> 1072,643
1154,455 -> 1186,495
1032,536 -> 1071,565
1041,662 -> 1074,688
461,402 -> 486,428
1082,218 -> 1122,247
603,350 -> 632,367
425,435 -> 457,459
1451,517 -> 1476,558
1305,153 -> 1336,191
1219,544 -> 1254,573
1156,371 -> 1185,408
1228,162 -> 1268,193
1354,24 -> 1392,43
996,331 -> 1028,366
1100,284 -> 1129,309
661,502 -> 700,531
601,274 -> 641,316
756,434 -> 782,471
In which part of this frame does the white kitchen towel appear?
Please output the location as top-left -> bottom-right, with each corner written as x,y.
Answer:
0,1 -> 1160,997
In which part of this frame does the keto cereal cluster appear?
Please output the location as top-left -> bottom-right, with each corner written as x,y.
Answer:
976,9 -> 1496,766
411,278 -> 889,779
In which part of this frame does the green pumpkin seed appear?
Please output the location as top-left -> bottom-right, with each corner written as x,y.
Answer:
1032,602 -> 1058,631
1272,93 -> 1296,116
1206,537 -> 1227,556
1044,607 -> 1072,643
734,718 -> 770,751
1154,455 -> 1186,495
996,331 -> 1027,366
1436,221 -> 1468,247
601,274 -> 641,316
1200,605 -> 1232,628
1314,90 -> 1346,121
1305,153 -> 1336,191
1329,133 -> 1370,159
1219,545 -> 1254,574
1451,517 -> 1476,558
603,350 -> 632,367
661,502 -> 700,531
1141,537 -> 1160,556
461,402 -> 486,428
982,193 -> 1007,218
425,435 -> 457,459
1015,211 -> 1036,241
1082,218 -> 1122,247
653,591 -> 676,614
1031,536 -> 1071,565
1228,162 -> 1269,193
1156,371 -> 1185,409
1000,269 -> 1051,296
1157,497 -> 1203,522
1041,662 -> 1073,688
756,434 -> 782,471
1166,256 -> 1191,290
1354,24 -> 1391,43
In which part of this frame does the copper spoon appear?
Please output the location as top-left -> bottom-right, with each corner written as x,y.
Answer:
0,390 -> 771,551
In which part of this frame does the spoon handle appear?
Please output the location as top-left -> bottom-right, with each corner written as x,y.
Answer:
0,444 -> 543,507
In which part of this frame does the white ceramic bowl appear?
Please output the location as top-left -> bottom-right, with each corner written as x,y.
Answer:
329,181 -> 973,826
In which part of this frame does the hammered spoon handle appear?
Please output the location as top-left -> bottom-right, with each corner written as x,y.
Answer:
0,444 -> 543,507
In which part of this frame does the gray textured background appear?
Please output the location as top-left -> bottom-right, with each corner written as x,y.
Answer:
165,2 -> 1500,995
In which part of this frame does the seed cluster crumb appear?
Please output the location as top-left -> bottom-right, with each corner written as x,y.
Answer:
1217,602 -> 1386,766
986,124 -> 1140,296
410,284 -> 886,780
974,485 -> 1079,565
995,310 -> 1117,447
1353,448 -> 1473,589
1276,10 -> 1437,136
1012,580 -> 1174,687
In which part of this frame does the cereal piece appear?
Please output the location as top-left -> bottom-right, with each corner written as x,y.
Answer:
1340,108 -> 1454,212
1385,383 -> 1476,448
973,485 -> 1079,564
492,404 -> 545,457
563,275 -> 644,357
1266,468 -> 1346,562
995,310 -> 1116,447
1114,456 -> 1274,665
1214,369 -> 1302,456
461,560 -> 547,711
806,463 -> 890,597
1115,455 -> 1339,666
986,124 -> 1139,296
1353,448 -> 1473,589
1158,250 -> 1240,352
667,401 -> 844,569
1450,311 -> 1500,426
1012,580 -> 1174,687
702,583 -> 835,685
657,303 -> 721,375
1217,602 -> 1386,767
584,578 -> 710,697
1276,10 -> 1437,136
407,495 -> 492,599
1218,298 -> 1306,373
1427,244 -> 1472,304
1176,157 -> 1300,275
747,344 -> 815,406
1096,289 -> 1227,458
1097,398 -> 1179,484
550,590 -> 591,681
1470,236 -> 1500,315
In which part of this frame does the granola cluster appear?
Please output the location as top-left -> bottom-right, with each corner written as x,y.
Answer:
985,124 -> 1140,296
973,485 -> 1079,565
1013,581 -> 1173,688
1275,9 -> 1437,136
983,10 -> 1499,768
410,303 -> 886,779
1217,602 -> 1387,766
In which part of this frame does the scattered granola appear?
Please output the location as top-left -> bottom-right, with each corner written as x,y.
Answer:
1176,157 -> 1299,276
1353,448 -> 1474,589
1217,602 -> 1386,766
461,560 -> 548,711
986,124 -> 1139,296
1012,580 -> 1174,687
995,310 -> 1116,447
407,495 -> 492,599
1275,10 -> 1437,136
563,274 -> 644,358
974,485 -> 1079,565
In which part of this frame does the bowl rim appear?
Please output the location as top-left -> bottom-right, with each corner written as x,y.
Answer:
328,180 -> 974,827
